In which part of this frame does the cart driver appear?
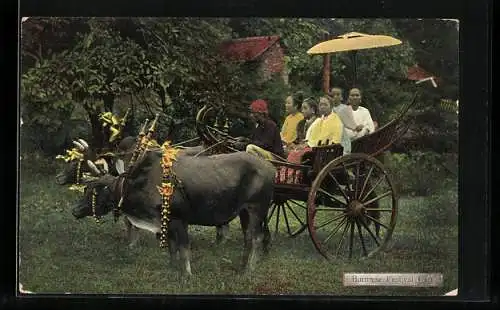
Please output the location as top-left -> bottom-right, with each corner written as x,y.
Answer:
236,99 -> 285,161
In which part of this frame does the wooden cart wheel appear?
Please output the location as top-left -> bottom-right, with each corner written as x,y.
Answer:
307,153 -> 398,260
267,195 -> 308,237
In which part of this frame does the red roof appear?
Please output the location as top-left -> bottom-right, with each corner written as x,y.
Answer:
407,64 -> 438,81
219,36 -> 281,61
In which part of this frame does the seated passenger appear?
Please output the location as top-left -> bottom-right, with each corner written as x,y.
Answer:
279,97 -> 319,183
328,87 -> 362,155
243,99 -> 285,161
306,96 -> 343,147
294,97 -> 319,147
344,88 -> 375,140
280,92 -> 305,151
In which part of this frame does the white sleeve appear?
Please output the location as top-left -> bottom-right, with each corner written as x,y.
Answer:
337,105 -> 357,130
363,108 -> 375,134
344,127 -> 357,140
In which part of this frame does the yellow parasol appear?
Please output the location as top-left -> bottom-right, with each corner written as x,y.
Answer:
307,32 -> 402,87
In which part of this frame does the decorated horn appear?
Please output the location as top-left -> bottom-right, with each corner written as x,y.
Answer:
78,139 -> 89,149
121,108 -> 131,126
115,159 -> 125,175
86,160 -> 102,176
73,140 -> 85,151
148,113 -> 160,134
94,158 -> 109,174
140,119 -> 149,135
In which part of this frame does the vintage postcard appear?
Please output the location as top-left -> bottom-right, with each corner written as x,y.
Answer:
18,17 -> 459,296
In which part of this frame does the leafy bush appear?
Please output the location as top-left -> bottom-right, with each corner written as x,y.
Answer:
385,151 -> 457,196
423,187 -> 458,226
20,151 -> 64,176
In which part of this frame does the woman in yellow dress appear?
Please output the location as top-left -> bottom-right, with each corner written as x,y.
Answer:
280,92 -> 305,151
306,96 -> 343,147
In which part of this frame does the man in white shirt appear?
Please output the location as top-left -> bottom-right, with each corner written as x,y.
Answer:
344,88 -> 375,141
328,87 -> 362,154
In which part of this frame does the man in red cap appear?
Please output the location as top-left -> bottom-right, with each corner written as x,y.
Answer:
236,99 -> 284,160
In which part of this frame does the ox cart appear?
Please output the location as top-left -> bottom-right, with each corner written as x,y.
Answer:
194,92 -> 418,260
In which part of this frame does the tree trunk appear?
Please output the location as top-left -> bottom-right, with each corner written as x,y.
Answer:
87,110 -> 104,155
103,94 -> 115,112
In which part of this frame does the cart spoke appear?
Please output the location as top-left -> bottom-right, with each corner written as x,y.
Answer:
365,214 -> 391,231
287,200 -> 307,210
341,162 -> 352,193
359,217 -> 380,246
318,188 -> 348,207
360,174 -> 385,201
315,213 -> 346,231
348,220 -> 355,259
335,219 -> 351,257
328,172 -> 350,201
362,191 -> 392,207
281,202 -> 292,235
354,161 -> 361,199
274,203 -> 281,233
267,203 -> 277,221
314,207 -> 347,212
355,219 -> 368,257
323,217 -> 347,245
284,201 -> 305,225
365,208 -> 393,212
359,165 -> 374,201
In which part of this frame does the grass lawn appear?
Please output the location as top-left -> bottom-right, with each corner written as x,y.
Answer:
18,165 -> 458,296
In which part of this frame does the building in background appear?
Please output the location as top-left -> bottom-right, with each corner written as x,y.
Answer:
219,36 -> 288,84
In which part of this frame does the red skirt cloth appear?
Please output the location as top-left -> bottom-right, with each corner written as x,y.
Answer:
277,145 -> 311,184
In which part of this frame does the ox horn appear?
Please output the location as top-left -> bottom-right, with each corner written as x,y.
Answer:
78,139 -> 90,149
115,159 -> 125,175
86,160 -> 102,176
72,140 -> 85,151
94,158 -> 109,174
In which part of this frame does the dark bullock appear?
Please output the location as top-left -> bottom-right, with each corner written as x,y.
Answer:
56,136 -> 232,246
72,150 -> 275,275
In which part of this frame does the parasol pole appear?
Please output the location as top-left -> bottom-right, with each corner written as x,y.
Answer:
322,53 -> 331,94
350,50 -> 358,87
322,33 -> 332,94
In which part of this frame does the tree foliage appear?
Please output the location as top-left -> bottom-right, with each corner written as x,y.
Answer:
20,18 -> 458,156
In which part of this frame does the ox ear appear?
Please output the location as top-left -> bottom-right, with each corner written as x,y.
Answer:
115,159 -> 125,175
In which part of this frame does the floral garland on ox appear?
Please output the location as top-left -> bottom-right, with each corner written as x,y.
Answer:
156,141 -> 180,248
56,147 -> 86,193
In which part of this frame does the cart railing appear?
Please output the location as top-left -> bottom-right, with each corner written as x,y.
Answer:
351,92 -> 419,156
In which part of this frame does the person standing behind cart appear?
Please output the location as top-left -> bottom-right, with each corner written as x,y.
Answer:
328,87 -> 362,154
344,88 -> 375,140
280,92 -> 305,151
238,99 -> 285,161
